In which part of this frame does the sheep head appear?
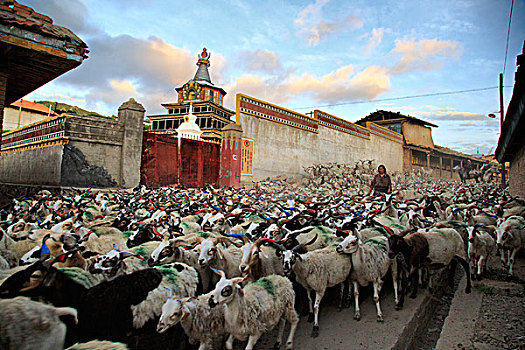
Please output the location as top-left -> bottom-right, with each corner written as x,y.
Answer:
208,268 -> 248,308
157,295 -> 196,334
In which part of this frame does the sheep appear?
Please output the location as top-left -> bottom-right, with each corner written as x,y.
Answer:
148,234 -> 216,291
238,238 -> 284,281
0,229 -> 39,261
89,246 -> 200,328
388,228 -> 471,300
66,340 -> 128,350
197,236 -> 243,278
496,216 -> 525,275
0,258 -> 163,344
208,270 -> 299,350
0,296 -> 78,350
466,224 -> 495,280
157,293 -> 226,350
80,232 -> 129,255
336,235 -> 397,322
276,236 -> 352,337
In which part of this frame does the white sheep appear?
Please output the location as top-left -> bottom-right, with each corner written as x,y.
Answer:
208,270 -> 299,350
336,235 -> 396,322
0,296 -> 78,350
66,340 -> 128,350
467,225 -> 495,279
197,237 -> 242,278
277,238 -> 352,337
157,293 -> 226,350
496,216 -> 525,275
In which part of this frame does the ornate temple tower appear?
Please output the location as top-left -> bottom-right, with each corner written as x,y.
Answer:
147,48 -> 234,141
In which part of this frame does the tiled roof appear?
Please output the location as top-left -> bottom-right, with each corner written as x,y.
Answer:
0,0 -> 88,56
8,99 -> 56,115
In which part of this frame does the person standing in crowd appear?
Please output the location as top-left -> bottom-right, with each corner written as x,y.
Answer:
368,164 -> 392,195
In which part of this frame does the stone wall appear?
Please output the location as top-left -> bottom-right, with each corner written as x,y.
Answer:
509,144 -> 525,198
0,144 -> 63,185
0,98 -> 144,189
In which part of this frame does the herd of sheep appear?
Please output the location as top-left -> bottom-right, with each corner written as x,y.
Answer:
0,161 -> 524,350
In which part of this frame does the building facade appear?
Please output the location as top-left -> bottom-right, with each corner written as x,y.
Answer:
147,48 -> 234,142
357,110 -> 483,179
3,99 -> 55,131
496,41 -> 525,198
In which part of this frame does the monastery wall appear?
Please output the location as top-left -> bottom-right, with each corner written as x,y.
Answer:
237,94 -> 404,182
0,99 -> 144,189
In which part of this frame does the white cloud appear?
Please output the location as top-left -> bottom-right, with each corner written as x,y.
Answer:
294,0 -> 363,45
388,38 -> 462,74
237,49 -> 282,74
363,28 -> 385,53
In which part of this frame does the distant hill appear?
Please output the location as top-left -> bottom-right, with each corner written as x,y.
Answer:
37,101 -> 116,119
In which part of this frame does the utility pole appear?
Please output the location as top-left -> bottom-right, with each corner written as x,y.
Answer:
499,73 -> 506,188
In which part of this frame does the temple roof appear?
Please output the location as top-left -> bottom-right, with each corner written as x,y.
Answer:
194,48 -> 211,83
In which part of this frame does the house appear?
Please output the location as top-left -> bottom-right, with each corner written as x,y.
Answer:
496,41 -> 525,197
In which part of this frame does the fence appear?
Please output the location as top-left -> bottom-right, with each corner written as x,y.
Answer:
140,132 -> 220,188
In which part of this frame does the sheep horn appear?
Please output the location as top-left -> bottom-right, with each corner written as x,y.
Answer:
181,296 -> 197,304
210,267 -> 226,278
231,274 -> 249,285
399,227 -> 416,237
119,252 -> 137,260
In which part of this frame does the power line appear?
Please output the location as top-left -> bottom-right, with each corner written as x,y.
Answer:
503,0 -> 514,75
292,86 -> 500,110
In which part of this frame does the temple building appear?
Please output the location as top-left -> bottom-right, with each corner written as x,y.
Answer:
147,48 -> 234,142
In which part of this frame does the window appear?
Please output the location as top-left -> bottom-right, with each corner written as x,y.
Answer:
153,121 -> 158,130
166,120 -> 173,129
159,120 -> 165,130
210,90 -> 214,102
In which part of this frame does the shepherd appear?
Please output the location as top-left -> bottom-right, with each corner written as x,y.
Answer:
368,164 -> 392,195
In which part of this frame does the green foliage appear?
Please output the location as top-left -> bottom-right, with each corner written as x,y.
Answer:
37,100 -> 113,119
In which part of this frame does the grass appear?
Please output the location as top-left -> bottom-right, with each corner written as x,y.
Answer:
475,285 -> 496,295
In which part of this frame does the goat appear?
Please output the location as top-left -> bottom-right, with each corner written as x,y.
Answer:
0,296 -> 78,350
157,293 -> 226,350
208,270 -> 298,350
467,224 -> 495,280
336,235 -> 397,321
496,216 -> 525,275
238,238 -> 284,281
388,228 -> 471,300
276,236 -> 352,337
197,236 -> 242,278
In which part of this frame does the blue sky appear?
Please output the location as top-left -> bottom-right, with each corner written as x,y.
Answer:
22,0 -> 525,155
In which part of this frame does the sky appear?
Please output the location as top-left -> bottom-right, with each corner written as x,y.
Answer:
21,0 -> 525,155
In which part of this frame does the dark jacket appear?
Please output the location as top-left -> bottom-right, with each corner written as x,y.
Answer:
371,174 -> 392,193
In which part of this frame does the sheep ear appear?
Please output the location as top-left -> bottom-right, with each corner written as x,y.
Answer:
43,269 -> 57,287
